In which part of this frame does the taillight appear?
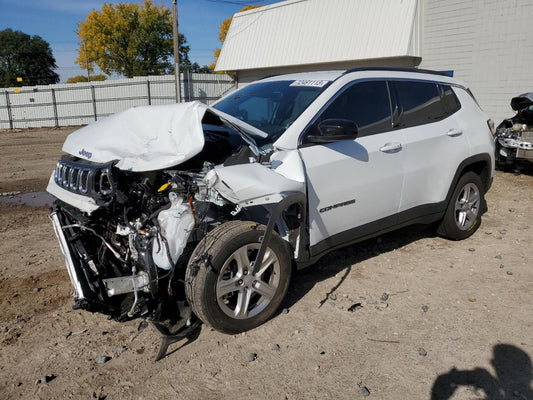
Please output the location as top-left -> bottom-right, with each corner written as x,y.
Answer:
487,119 -> 496,136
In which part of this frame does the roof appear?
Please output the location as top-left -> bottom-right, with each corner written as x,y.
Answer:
258,70 -> 344,83
253,68 -> 453,85
215,0 -> 420,72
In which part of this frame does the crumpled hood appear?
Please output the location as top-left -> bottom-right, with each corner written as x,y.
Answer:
62,101 -> 208,171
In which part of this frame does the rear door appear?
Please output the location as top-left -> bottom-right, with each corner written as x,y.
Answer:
391,81 -> 468,216
299,80 -> 404,249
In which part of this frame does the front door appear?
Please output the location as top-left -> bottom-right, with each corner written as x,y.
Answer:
298,80 -> 404,250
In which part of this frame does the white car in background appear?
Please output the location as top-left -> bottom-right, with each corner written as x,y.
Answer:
47,68 -> 495,355
495,92 -> 533,170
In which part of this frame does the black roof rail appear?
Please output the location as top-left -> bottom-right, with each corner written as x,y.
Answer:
343,67 -> 452,77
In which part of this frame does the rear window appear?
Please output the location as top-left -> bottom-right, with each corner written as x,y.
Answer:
393,81 -> 448,128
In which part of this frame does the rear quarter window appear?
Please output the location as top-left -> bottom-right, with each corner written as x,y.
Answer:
441,85 -> 462,115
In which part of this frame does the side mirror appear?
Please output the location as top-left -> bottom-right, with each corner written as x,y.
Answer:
307,119 -> 358,143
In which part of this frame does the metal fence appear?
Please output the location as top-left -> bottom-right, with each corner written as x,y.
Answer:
0,72 -> 236,129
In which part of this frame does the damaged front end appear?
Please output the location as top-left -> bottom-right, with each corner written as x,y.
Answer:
46,101 -> 307,353
495,93 -> 533,167
48,159 -> 221,336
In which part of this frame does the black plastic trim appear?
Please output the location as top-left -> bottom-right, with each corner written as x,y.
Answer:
54,156 -> 116,205
442,153 -> 492,211
303,203 -> 445,267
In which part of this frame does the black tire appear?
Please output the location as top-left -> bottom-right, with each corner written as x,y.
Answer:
185,221 -> 291,334
437,171 -> 484,240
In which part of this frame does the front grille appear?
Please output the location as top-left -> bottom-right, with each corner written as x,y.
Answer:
54,157 -> 115,201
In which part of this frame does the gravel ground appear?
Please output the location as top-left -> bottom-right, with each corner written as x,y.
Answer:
0,127 -> 532,400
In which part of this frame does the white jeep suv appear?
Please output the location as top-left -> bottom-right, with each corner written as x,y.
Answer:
48,68 -> 495,347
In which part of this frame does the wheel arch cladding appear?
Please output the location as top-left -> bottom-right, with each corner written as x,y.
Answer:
449,153 -> 492,202
460,157 -> 492,192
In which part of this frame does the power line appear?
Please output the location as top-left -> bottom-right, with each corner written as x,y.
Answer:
203,0 -> 260,4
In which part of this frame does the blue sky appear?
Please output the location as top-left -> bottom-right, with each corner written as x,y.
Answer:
0,0 -> 279,82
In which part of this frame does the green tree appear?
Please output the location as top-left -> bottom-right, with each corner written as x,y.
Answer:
76,0 -> 190,78
210,5 -> 263,71
66,74 -> 107,83
189,62 -> 212,73
0,29 -> 59,87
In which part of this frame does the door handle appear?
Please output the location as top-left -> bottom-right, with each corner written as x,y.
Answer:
379,142 -> 402,153
447,128 -> 463,137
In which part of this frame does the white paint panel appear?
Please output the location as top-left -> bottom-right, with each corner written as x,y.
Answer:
211,163 -> 305,206
216,0 -> 419,71
398,116 -> 469,212
301,133 -> 404,247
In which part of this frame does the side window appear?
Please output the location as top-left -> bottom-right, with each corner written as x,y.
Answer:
310,80 -> 392,138
440,84 -> 461,115
394,81 -> 447,128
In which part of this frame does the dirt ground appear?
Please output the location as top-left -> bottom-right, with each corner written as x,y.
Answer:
0,127 -> 532,400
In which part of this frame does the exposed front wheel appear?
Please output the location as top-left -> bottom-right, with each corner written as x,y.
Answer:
438,172 -> 484,240
185,221 -> 291,334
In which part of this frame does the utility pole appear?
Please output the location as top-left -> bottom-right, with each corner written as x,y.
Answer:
172,0 -> 181,102
84,42 -> 91,82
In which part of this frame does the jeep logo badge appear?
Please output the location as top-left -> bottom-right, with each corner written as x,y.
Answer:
79,148 -> 93,159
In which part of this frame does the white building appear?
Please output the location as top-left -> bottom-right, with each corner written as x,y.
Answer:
215,0 -> 533,123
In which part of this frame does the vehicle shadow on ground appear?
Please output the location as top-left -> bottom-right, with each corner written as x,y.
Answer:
280,223 -> 437,312
497,161 -> 533,176
430,344 -> 533,400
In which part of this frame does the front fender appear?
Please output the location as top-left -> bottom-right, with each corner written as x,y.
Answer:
207,162 -> 305,206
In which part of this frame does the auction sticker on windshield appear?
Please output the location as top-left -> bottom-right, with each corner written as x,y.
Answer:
290,80 -> 329,87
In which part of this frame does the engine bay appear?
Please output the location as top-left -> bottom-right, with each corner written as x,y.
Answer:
48,121 -> 260,340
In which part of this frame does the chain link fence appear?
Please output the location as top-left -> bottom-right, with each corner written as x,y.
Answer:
0,72 -> 236,129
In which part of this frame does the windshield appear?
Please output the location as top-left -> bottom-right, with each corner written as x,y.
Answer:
213,80 -> 330,143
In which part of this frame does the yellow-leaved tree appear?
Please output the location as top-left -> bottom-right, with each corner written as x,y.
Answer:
66,74 -> 107,84
210,5 -> 263,71
76,0 -> 191,78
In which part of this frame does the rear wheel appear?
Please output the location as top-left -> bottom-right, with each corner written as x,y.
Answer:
185,221 -> 291,334
438,172 -> 484,240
